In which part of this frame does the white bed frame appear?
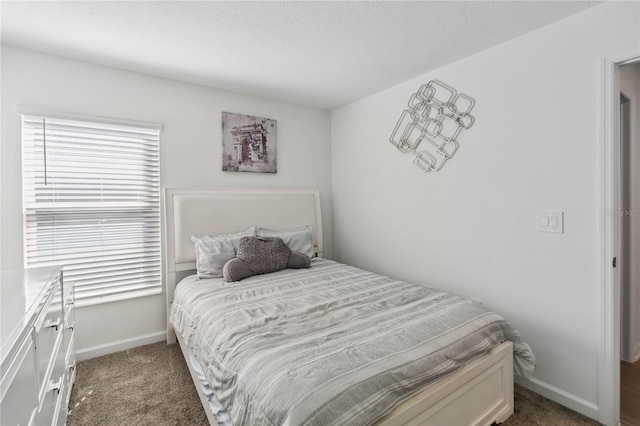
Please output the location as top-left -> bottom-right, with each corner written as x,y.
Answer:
164,187 -> 514,425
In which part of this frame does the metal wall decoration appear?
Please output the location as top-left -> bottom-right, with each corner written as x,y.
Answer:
389,80 -> 475,173
222,111 -> 277,173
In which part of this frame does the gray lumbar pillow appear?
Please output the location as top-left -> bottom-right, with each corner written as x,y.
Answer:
223,236 -> 311,282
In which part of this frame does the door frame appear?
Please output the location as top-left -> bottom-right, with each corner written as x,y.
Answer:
599,43 -> 640,426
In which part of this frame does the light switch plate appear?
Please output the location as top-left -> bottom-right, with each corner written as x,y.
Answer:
539,210 -> 564,233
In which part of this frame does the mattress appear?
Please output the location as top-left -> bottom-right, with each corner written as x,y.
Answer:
170,258 -> 535,426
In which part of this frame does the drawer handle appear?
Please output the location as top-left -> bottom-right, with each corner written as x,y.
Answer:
48,378 -> 62,395
44,318 -> 62,331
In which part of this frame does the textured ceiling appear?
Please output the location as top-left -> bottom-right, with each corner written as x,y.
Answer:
1,1 -> 600,109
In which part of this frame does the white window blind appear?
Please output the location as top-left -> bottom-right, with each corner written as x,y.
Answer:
21,113 -> 161,305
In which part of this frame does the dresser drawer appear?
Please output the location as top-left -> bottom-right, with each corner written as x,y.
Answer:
63,279 -> 74,309
34,280 -> 63,404
63,279 -> 76,397
32,335 -> 65,426
0,334 -> 38,426
64,325 -> 75,370
63,297 -> 75,350
52,376 -> 68,426
56,360 -> 74,426
64,329 -> 76,392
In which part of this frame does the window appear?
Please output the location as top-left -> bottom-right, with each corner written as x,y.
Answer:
21,112 -> 161,305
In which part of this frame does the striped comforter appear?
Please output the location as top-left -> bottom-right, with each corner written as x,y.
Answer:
170,259 -> 535,426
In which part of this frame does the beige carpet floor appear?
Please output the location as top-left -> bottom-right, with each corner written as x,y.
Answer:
68,342 -> 601,426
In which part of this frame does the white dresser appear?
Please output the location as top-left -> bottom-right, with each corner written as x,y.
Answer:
0,267 -> 76,426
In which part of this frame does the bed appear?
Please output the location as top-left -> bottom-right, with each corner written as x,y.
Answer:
164,187 -> 535,426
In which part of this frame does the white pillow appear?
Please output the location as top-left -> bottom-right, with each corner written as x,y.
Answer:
256,225 -> 315,259
191,227 -> 256,278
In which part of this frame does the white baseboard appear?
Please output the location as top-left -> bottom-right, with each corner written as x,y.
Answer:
515,376 -> 599,421
633,343 -> 640,362
75,331 -> 167,361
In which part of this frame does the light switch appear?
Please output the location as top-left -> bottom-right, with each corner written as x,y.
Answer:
539,210 -> 564,233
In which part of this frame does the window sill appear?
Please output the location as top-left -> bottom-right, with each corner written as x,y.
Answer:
75,287 -> 163,309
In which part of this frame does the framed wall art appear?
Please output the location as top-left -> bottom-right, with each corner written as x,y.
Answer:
222,111 -> 277,173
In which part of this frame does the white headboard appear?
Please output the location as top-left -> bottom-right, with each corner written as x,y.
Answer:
164,187 -> 323,342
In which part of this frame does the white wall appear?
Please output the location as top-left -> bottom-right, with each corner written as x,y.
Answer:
0,46 -> 3,272
620,62 -> 640,362
0,46 -> 333,358
331,1 -> 639,421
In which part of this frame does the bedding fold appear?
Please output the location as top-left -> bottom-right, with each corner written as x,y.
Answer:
171,258 -> 535,426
